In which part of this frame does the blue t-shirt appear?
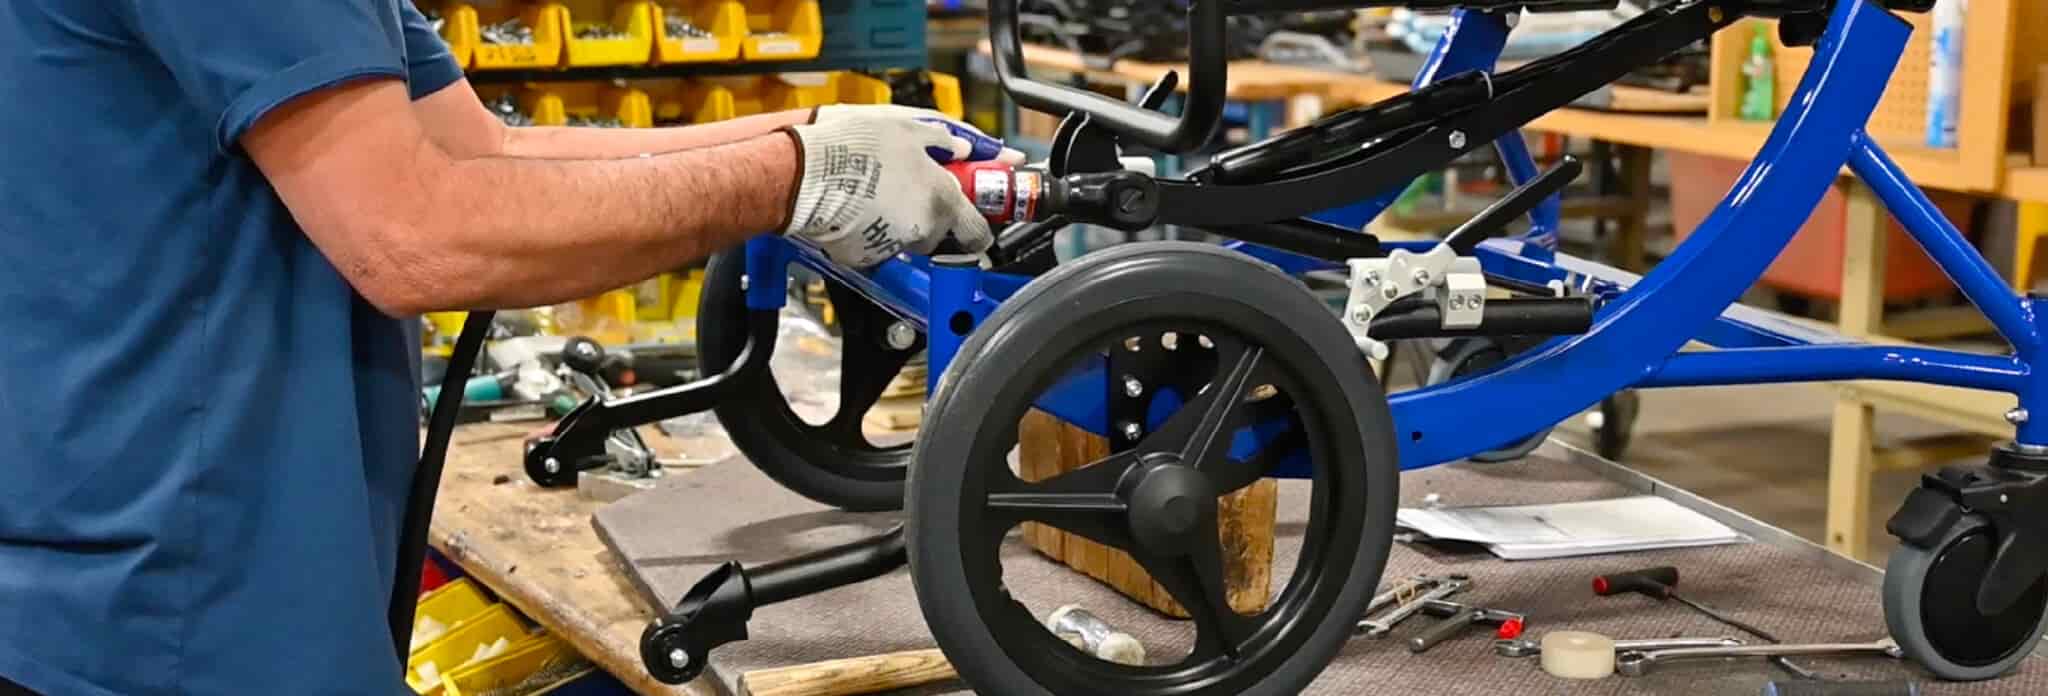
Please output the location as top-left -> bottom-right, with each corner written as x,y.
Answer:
0,2 -> 463,693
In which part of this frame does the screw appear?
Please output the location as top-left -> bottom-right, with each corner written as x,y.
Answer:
668,648 -> 691,669
1363,271 -> 1381,287
2008,408 -> 2030,425
1449,295 -> 1465,310
1412,269 -> 1431,285
1381,283 -> 1400,300
739,274 -> 750,291
1448,131 -> 1467,149
1350,306 -> 1372,323
1121,421 -> 1143,441
544,458 -> 561,474
1123,375 -> 1144,397
1504,11 -> 1520,27
1708,6 -> 1725,22
885,321 -> 918,350
1116,188 -> 1145,214
2001,493 -> 2011,504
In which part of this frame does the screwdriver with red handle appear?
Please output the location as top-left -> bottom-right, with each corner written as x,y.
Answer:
1592,566 -> 1818,680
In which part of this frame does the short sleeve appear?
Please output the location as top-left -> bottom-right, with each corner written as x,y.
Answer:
400,2 -> 465,101
125,0 -> 409,152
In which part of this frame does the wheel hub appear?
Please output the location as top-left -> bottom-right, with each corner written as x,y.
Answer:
1125,460 -> 1215,553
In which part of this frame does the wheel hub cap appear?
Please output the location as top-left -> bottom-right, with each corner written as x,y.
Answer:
1126,461 -> 1214,553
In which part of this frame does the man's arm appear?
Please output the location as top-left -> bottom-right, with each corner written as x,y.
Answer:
411,77 -> 811,160
245,77 -> 796,316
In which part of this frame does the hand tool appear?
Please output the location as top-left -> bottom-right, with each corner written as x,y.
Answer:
1494,636 -> 1741,658
1045,605 -> 1146,666
1356,575 -> 1470,638
1406,598 -> 1526,653
1614,638 -> 1903,677
1592,566 -> 1819,679
1760,679 -> 1921,696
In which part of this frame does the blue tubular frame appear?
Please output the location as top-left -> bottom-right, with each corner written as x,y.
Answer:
741,0 -> 2040,477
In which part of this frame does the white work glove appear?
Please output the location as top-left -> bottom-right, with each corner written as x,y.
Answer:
779,116 -> 994,268
813,104 -> 1027,165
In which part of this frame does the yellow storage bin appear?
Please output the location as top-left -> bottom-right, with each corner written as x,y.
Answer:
422,311 -> 470,357
652,0 -> 748,64
739,0 -> 821,61
411,579 -> 494,654
442,634 -> 592,696
406,604 -> 534,693
554,290 -> 639,345
545,81 -> 654,128
425,3 -> 481,68
562,1 -> 657,67
761,72 -> 891,112
470,2 -> 568,70
930,71 -> 964,120
645,79 -> 737,126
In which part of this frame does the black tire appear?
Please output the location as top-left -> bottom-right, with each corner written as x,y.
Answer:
698,251 -> 919,512
1885,514 -> 2048,681
1426,338 -> 1548,462
908,242 -> 1400,695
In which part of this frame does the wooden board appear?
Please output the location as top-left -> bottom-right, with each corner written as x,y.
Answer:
1016,410 -> 1277,618
429,423 -> 717,696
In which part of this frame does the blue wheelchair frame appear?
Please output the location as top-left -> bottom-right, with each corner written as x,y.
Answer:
743,0 -> 2036,473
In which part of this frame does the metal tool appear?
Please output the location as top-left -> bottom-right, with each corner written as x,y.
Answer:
1045,605 -> 1146,665
1356,575 -> 1469,638
1614,638 -> 1903,677
1593,566 -> 1820,679
1407,599 -> 1526,653
1494,636 -> 1742,658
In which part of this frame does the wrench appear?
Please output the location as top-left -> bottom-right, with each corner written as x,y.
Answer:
1493,636 -> 1742,658
1615,638 -> 1902,676
1356,576 -> 1471,638
1363,575 -> 1463,617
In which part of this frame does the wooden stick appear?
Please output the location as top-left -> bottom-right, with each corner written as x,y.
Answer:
737,649 -> 957,696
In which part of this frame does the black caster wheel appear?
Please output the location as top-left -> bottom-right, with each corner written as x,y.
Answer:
698,250 -> 924,512
908,242 -> 1399,695
1590,390 -> 1640,461
1884,514 -> 2048,680
1427,337 -> 1548,462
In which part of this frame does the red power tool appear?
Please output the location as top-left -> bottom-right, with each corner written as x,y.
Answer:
944,159 -> 1053,225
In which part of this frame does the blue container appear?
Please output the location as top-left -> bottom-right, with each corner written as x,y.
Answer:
814,0 -> 928,70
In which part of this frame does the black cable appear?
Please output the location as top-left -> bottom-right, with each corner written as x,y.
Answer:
388,310 -> 497,659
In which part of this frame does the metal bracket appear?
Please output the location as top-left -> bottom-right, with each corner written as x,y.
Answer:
1343,246 -> 1486,358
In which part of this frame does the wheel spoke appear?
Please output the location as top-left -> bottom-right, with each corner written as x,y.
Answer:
985,450 -> 1141,549
1134,523 -> 1255,661
1145,341 -> 1265,485
1211,427 -> 1303,494
823,282 -> 918,445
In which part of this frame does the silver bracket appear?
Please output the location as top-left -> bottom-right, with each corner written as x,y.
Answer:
1343,245 -> 1487,357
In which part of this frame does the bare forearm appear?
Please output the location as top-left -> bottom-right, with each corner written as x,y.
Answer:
500,110 -> 811,159
386,132 -> 797,311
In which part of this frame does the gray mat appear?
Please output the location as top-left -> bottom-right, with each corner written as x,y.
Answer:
595,449 -> 2048,695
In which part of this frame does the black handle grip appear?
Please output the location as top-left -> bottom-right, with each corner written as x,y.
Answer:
1444,156 -> 1583,255
988,0 -> 1225,152
1593,566 -> 1679,599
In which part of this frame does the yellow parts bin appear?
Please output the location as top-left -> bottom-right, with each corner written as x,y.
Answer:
652,0 -> 749,63
441,634 -> 593,696
739,0 -> 822,61
645,79 -> 738,126
929,71 -> 965,119
410,579 -> 494,650
467,2 -> 568,70
425,3 -> 481,68
406,603 -> 536,694
561,0 -> 658,67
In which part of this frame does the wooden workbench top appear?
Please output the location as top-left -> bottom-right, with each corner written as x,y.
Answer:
983,41 -> 1350,101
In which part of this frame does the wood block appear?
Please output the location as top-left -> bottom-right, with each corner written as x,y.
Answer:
1016,410 -> 1277,618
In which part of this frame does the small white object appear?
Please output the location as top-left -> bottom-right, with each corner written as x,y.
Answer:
1438,258 -> 1486,329
1046,605 -> 1147,666
1421,492 -> 1443,509
416,660 -> 442,685
1541,631 -> 1616,679
410,615 -> 450,653
1396,495 -> 1746,561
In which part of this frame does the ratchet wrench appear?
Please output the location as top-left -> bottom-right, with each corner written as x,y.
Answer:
1615,638 -> 1902,676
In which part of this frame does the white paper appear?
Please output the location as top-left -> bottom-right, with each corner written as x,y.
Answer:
1396,495 -> 1747,560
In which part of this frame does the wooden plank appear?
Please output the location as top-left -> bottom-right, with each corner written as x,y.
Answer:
1872,433 -> 2001,471
1825,180 -> 1886,560
1878,305 -> 1995,341
737,649 -> 954,696
1838,380 -> 2016,436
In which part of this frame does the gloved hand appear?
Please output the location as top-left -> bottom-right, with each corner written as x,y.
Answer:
778,115 -> 993,268
813,104 -> 1027,165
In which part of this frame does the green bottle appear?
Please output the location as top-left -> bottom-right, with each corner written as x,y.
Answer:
1740,24 -> 1776,121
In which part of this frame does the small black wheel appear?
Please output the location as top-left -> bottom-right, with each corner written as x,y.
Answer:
1591,390 -> 1640,461
1885,514 -> 2048,680
1427,338 -> 1548,462
698,250 -> 923,512
908,242 -> 1399,695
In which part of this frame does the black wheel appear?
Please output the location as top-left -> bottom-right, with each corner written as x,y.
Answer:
908,242 -> 1399,695
1426,338 -> 1548,462
698,250 -> 922,512
1591,390 -> 1640,461
1885,515 -> 2048,680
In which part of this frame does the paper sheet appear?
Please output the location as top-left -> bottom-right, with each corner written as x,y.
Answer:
1396,495 -> 1748,560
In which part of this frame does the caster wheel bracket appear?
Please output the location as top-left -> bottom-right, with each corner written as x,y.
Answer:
1888,444 -> 2048,615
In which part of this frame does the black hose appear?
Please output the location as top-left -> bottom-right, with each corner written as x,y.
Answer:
389,310 -> 496,659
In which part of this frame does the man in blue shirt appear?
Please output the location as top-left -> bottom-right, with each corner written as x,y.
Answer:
0,2 -> 996,693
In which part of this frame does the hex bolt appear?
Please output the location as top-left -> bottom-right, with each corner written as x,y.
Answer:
668,648 -> 690,669
1363,271 -> 1381,287
2008,408 -> 2030,425
885,321 -> 918,350
1121,421 -> 1143,441
1448,131 -> 1467,149
1123,375 -> 1144,398
544,457 -> 561,474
